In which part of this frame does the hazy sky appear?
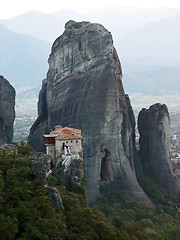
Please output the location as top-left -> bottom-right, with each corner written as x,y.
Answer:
1,0 -> 180,19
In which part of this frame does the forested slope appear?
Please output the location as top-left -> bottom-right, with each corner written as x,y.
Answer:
0,144 -> 180,240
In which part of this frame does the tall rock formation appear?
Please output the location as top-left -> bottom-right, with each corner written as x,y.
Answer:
0,76 -> 15,144
138,103 -> 180,198
28,20 -> 152,206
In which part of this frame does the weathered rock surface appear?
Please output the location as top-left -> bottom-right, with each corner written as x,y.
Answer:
46,186 -> 64,211
28,79 -> 48,151
0,76 -> 15,145
59,155 -> 84,190
29,152 -> 52,179
28,20 -> 152,206
138,103 -> 180,198
0,144 -> 17,152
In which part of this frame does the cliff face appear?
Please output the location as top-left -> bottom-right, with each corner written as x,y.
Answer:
28,79 -> 48,152
29,152 -> 52,179
0,76 -> 15,145
60,155 -> 84,190
138,103 -> 180,198
28,20 -> 152,206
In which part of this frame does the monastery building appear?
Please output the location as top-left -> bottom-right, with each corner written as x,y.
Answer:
44,125 -> 83,165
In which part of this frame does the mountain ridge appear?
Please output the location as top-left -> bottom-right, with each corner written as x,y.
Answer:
118,13 -> 180,60
0,22 -> 50,88
1,7 -> 180,44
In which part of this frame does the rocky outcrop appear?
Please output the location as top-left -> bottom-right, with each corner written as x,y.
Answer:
0,144 -> 17,152
29,152 -> 52,179
58,155 -> 84,190
138,103 -> 180,198
28,20 -> 153,206
46,186 -> 64,211
0,76 -> 15,145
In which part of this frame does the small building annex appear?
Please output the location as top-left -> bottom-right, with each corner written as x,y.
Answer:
44,125 -> 83,165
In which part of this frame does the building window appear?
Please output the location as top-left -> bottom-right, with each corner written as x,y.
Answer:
66,141 -> 68,143
71,140 -> 73,143
76,140 -> 78,143
62,143 -> 65,150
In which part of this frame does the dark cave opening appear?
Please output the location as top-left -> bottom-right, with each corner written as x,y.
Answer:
100,148 -> 111,183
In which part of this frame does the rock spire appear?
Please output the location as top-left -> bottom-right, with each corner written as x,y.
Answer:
28,21 -> 153,206
0,76 -> 15,145
138,103 -> 180,198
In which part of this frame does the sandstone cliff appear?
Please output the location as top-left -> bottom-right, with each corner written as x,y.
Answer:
138,103 -> 180,198
28,20 -> 152,206
0,76 -> 15,144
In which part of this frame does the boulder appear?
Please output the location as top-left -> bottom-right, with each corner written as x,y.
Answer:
46,186 -> 64,211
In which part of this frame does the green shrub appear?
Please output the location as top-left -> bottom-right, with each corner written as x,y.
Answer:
72,23 -> 82,29
16,141 -> 35,156
71,184 -> 85,198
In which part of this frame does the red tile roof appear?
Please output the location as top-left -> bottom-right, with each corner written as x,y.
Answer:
175,169 -> 180,175
44,126 -> 82,140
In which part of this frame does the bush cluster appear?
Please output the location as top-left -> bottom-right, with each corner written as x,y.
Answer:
0,144 -> 180,239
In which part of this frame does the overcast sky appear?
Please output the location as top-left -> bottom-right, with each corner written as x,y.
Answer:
1,0 -> 180,19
